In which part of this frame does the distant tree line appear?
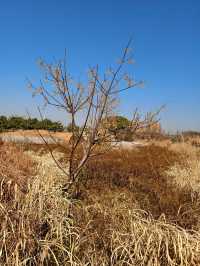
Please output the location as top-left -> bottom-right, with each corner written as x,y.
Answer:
0,116 -> 64,132
182,131 -> 200,137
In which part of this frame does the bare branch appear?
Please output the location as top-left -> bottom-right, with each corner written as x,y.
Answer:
29,40 -> 162,196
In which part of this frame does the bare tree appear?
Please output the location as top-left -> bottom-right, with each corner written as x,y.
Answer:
129,106 -> 164,134
29,40 -> 160,194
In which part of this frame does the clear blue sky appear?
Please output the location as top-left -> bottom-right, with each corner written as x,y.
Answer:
0,0 -> 200,132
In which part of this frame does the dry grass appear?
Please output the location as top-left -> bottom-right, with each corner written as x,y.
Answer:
21,142 -> 69,155
79,145 -> 195,227
73,197 -> 200,265
0,143 -> 79,265
0,143 -> 35,196
70,143 -> 200,265
1,142 -> 200,265
166,142 -> 200,192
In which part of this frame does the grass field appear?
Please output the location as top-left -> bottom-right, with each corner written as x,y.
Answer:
1,139 -> 200,265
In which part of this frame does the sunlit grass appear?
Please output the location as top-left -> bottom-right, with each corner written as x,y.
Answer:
1,142 -> 200,265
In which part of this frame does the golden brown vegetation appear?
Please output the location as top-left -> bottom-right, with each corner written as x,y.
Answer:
0,143 -> 78,265
0,143 -> 35,195
78,146 -> 187,222
1,141 -> 200,265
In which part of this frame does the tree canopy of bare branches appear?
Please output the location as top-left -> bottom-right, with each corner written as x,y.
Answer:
29,40 -> 161,194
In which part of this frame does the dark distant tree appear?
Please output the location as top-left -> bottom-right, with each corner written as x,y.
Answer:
7,116 -> 26,130
0,115 -> 64,131
106,115 -> 130,133
0,116 -> 8,132
38,118 -> 64,131
25,118 -> 40,129
51,121 -> 64,132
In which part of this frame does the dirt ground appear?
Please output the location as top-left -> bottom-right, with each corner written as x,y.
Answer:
0,130 -> 72,143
